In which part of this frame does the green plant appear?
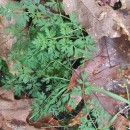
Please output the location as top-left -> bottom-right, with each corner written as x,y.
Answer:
0,0 -> 118,129
0,0 -> 95,117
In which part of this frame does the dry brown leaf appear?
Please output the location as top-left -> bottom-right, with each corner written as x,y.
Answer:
63,0 -> 130,41
0,87 -> 56,130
